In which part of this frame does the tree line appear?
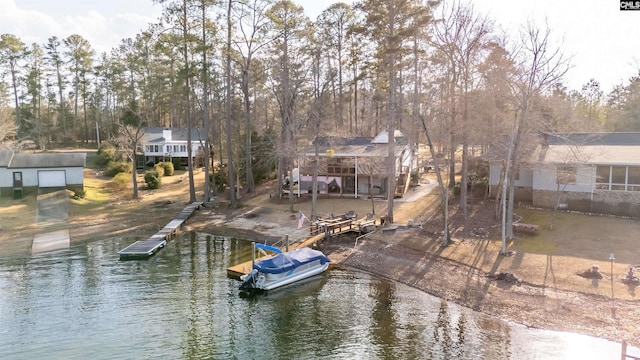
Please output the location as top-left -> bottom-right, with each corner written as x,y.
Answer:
1,0 -> 640,228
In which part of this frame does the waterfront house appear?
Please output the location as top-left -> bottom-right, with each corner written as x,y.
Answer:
140,128 -> 206,168
488,132 -> 640,217
296,130 -> 417,199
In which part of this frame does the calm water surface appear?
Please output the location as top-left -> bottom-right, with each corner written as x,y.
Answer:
0,232 -> 632,359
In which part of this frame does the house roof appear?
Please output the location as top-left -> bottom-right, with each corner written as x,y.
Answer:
142,128 -> 206,143
486,133 -> 542,162
301,131 -> 410,157
0,149 -> 12,167
545,132 -> 640,146
540,133 -> 640,165
0,150 -> 86,168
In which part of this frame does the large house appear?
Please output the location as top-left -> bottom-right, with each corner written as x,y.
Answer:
140,128 -> 207,168
0,150 -> 85,198
488,132 -> 640,217
296,130 -> 417,198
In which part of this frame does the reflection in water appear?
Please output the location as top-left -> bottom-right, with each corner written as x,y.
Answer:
0,232 -> 632,359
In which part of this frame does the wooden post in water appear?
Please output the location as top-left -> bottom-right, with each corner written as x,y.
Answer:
251,242 -> 256,267
285,235 -> 289,253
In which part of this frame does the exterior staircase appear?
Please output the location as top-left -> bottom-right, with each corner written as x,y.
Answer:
394,173 -> 409,198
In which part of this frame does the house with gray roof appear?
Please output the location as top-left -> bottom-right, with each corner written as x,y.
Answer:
488,132 -> 640,217
296,130 -> 416,198
0,150 -> 86,197
141,128 -> 207,168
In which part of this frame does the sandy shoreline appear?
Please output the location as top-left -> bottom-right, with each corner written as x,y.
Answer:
2,173 -> 639,352
186,207 -> 640,351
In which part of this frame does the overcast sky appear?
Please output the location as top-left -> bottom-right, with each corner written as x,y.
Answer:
1,0 -> 638,94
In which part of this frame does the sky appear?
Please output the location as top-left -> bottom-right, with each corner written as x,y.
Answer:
0,0 -> 639,94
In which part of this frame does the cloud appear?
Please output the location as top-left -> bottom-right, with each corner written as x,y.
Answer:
0,0 -> 60,46
0,0 -> 159,54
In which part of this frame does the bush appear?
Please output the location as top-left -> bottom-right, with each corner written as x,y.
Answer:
96,143 -> 118,166
172,158 -> 183,170
144,170 -> 161,189
210,168 -> 228,192
162,161 -> 174,176
154,163 -> 165,177
111,172 -> 130,192
72,189 -> 86,200
105,161 -> 131,177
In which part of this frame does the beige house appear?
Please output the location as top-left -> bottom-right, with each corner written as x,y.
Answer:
489,133 -> 640,217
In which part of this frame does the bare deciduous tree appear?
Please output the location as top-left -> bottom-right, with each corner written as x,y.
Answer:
501,21 -> 569,252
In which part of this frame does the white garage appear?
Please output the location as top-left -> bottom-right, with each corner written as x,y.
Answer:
38,170 -> 67,187
0,150 -> 85,197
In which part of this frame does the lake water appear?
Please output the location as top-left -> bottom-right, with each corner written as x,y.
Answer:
0,232 -> 633,359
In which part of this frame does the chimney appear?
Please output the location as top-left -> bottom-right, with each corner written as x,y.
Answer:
162,128 -> 172,141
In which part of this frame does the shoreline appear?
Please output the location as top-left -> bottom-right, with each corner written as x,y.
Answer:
187,209 -> 640,350
2,182 -> 639,351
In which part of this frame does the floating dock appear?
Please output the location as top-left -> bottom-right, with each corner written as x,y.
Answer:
118,202 -> 202,260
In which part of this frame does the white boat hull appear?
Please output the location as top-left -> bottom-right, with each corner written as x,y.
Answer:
259,261 -> 329,291
239,247 -> 331,292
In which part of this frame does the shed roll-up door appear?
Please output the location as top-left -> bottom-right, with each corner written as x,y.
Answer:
38,170 -> 66,187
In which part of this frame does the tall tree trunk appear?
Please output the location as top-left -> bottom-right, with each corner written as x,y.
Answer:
419,114 -> 451,246
183,0 -> 196,203
225,0 -> 237,207
242,63 -> 255,194
201,0 -> 211,203
385,7 -> 396,222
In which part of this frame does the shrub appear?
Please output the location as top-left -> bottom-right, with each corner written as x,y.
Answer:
144,170 -> 161,189
162,161 -> 174,176
111,172 -> 130,192
97,143 -> 118,166
154,163 -> 165,177
105,161 -> 131,177
210,169 -> 228,192
72,189 -> 86,200
172,158 -> 183,170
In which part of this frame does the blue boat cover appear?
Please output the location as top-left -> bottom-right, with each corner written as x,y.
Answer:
255,243 -> 282,253
253,247 -> 330,274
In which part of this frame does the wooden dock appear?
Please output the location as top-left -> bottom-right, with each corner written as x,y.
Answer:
227,215 -> 377,279
118,202 -> 203,260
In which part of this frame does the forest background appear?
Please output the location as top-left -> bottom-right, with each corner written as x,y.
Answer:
1,0 -> 639,216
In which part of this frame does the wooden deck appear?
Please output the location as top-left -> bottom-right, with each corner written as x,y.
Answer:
227,215 -> 377,279
118,202 -> 203,260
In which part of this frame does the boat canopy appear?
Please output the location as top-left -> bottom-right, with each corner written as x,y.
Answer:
254,247 -> 330,274
255,243 -> 282,253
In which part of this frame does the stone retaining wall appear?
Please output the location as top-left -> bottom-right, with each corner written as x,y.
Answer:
533,189 -> 640,217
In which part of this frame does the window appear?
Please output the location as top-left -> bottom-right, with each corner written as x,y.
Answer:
556,165 -> 577,184
513,165 -> 520,181
611,166 -> 626,185
595,165 -> 640,191
628,167 -> 640,185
